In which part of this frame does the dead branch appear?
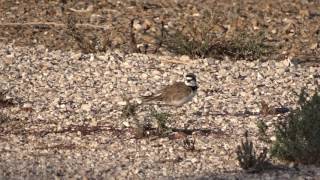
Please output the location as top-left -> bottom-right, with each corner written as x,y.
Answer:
129,19 -> 140,53
0,22 -> 110,30
153,21 -> 165,54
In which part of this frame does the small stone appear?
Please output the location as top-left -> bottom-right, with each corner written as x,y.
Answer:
90,119 -> 97,126
122,121 -> 130,127
288,162 -> 296,168
257,72 -> 264,81
77,131 -> 82,136
141,73 -> 148,79
136,99 -> 142,104
190,158 -> 198,163
310,43 -> 318,50
81,104 -> 91,112
180,55 -> 190,61
71,52 -> 82,60
133,21 -> 142,31
89,54 -> 95,61
192,13 -> 200,17
23,103 -> 32,108
117,101 -> 127,106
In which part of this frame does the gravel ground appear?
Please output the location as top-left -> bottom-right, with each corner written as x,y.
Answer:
0,43 -> 319,179
1,0 -> 320,179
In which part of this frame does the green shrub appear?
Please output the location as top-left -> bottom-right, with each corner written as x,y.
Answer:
271,89 -> 320,164
256,119 -> 270,143
147,108 -> 172,136
160,10 -> 271,60
162,29 -> 271,60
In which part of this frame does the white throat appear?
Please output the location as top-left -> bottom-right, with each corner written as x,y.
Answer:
185,80 -> 197,87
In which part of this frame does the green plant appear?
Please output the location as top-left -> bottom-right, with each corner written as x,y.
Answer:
257,120 -> 268,135
162,29 -> 271,60
160,10 -> 218,58
226,32 -> 271,60
161,15 -> 217,59
0,113 -> 10,124
236,131 -> 270,172
160,9 -> 272,60
121,101 -> 137,118
256,120 -> 270,143
150,109 -> 170,134
271,89 -> 320,164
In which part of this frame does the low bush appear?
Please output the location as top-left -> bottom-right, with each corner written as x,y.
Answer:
271,89 -> 320,164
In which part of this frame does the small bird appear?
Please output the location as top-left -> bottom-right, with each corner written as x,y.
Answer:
142,73 -> 198,106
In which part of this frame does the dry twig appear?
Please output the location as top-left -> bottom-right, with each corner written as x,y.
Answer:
0,22 -> 110,30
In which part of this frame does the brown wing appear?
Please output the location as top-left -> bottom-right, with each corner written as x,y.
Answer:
160,82 -> 193,102
142,82 -> 191,102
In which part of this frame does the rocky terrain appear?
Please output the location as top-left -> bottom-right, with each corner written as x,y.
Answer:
0,0 -> 320,179
0,43 -> 319,179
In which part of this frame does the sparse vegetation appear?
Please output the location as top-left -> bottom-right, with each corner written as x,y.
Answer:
271,89 -> 320,165
162,29 -> 272,60
236,131 -> 270,173
150,109 -> 170,135
133,120 -> 152,138
120,99 -> 148,138
0,90 -> 15,108
121,101 -> 138,119
256,120 -> 270,143
0,113 -> 10,124
161,11 -> 272,60
1,1 -> 319,178
65,15 -> 110,54
0,90 -> 14,124
225,32 -> 271,60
